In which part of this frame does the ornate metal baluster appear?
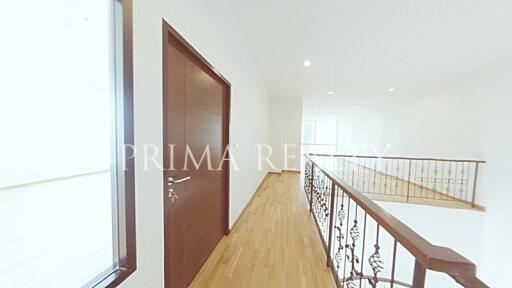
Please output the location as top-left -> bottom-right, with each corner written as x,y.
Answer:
395,159 -> 400,193
357,158 -> 362,190
439,161 -> 445,200
433,161 -> 439,192
363,158 -> 367,191
402,159 -> 407,197
373,159 -> 378,194
446,164 -> 453,197
304,160 -> 313,201
344,157 -> 349,182
327,183 -> 337,267
383,160 -> 389,195
356,158 -> 360,191
345,205 -> 361,288
362,158 -> 367,191
419,161 -> 425,197
359,212 -> 367,288
368,225 -> 384,288
324,177 -> 331,234
342,199 -> 352,282
453,162 -> 459,199
465,162 -> 471,202
313,173 -> 331,240
312,166 -> 317,212
405,160 -> 412,200
334,192 -> 346,271
426,160 -> 431,198
350,158 -> 356,187
390,240 -> 398,288
459,163 -> 466,199
312,167 -> 326,237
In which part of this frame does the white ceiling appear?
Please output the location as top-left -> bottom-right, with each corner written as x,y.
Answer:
227,0 -> 512,98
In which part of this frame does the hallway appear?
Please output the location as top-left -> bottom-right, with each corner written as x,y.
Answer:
190,172 -> 336,288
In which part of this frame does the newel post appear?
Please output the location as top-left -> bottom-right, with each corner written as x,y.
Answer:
412,260 -> 426,288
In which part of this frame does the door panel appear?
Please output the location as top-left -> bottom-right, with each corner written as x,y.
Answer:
163,22 -> 230,288
185,59 -> 224,115
185,105 -> 223,150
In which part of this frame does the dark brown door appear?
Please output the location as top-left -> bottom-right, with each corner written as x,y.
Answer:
162,22 -> 230,288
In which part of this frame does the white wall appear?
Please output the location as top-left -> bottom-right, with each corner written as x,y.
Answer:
268,97 -> 303,171
380,202 -> 485,288
303,57 -> 512,287
121,0 -> 269,287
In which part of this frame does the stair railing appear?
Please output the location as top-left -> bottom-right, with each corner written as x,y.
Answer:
304,154 -> 488,288
307,153 -> 485,208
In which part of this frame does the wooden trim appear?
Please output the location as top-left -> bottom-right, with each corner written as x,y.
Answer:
228,172 -> 270,234
223,61 -> 231,236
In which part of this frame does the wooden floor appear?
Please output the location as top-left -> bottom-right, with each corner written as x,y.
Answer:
190,172 -> 336,288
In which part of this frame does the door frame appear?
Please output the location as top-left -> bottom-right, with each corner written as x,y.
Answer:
161,19 -> 231,286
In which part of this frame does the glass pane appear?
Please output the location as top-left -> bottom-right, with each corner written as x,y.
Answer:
0,1 -> 116,287
315,121 -> 337,145
301,120 -> 316,144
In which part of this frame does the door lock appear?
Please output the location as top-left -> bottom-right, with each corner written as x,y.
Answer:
168,188 -> 178,202
167,176 -> 191,202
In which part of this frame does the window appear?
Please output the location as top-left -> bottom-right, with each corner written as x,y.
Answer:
301,120 -> 339,155
0,0 -> 135,287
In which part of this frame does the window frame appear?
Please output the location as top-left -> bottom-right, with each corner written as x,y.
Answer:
84,0 -> 136,287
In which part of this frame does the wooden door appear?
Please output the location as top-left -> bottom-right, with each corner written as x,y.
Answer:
162,21 -> 230,288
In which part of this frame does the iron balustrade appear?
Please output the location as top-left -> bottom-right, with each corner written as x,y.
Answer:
306,154 -> 485,209
304,154 -> 488,288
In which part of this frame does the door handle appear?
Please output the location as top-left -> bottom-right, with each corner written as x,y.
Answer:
167,176 -> 191,203
168,176 -> 191,185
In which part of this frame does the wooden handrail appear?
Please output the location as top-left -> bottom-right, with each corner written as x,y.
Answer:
305,154 -> 487,287
306,153 -> 486,164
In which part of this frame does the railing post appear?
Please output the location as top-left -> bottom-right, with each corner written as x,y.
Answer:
309,162 -> 314,213
412,260 -> 426,288
471,162 -> 479,208
326,181 -> 336,267
406,159 -> 412,202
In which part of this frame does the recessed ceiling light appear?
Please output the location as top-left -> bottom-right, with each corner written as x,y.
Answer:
388,87 -> 395,92
351,105 -> 360,109
303,59 -> 312,67
328,91 -> 334,95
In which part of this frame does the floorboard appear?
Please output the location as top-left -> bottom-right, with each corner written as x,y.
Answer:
190,172 -> 336,288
